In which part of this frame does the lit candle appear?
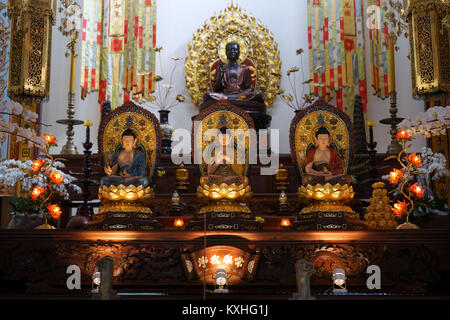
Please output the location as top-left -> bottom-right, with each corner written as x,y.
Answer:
84,120 -> 93,143
389,33 -> 396,93
367,120 -> 375,145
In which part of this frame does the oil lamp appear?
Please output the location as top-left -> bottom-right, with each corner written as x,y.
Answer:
174,218 -> 184,229
281,218 -> 291,228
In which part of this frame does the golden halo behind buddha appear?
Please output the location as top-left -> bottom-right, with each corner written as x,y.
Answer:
218,36 -> 249,64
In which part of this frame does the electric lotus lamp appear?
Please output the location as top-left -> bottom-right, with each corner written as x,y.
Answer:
30,186 -> 46,200
48,171 -> 64,185
409,183 -> 424,198
47,203 -> 62,219
395,130 -> 410,140
392,200 -> 408,218
43,133 -> 56,144
388,168 -> 403,185
407,153 -> 422,167
31,158 -> 44,173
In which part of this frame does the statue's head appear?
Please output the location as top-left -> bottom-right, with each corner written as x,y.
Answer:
225,42 -> 240,62
122,128 -> 137,151
314,126 -> 330,150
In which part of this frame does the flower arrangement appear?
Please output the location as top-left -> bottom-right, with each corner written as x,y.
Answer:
143,47 -> 186,110
384,130 -> 423,228
278,48 -> 322,111
383,130 -> 450,228
0,100 -> 81,228
398,106 -> 450,138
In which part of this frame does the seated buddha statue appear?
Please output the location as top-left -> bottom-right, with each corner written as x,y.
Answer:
206,127 -> 244,185
302,126 -> 351,186
208,42 -> 263,103
101,129 -> 149,187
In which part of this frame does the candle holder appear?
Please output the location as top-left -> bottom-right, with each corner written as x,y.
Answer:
57,3 -> 83,155
367,121 -> 378,178
380,91 -> 404,155
66,121 -> 98,229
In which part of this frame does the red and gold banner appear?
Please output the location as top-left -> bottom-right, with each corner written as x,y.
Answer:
81,0 -> 156,110
307,0 -> 367,118
368,0 -> 394,99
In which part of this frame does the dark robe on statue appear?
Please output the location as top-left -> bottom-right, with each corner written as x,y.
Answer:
101,150 -> 149,187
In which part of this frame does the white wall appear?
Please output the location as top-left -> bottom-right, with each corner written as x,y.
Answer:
41,0 -> 426,155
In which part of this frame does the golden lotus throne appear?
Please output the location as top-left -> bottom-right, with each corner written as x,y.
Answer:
289,100 -> 366,231
187,101 -> 263,231
88,101 -> 162,231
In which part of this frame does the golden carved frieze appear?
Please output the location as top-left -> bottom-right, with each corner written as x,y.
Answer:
185,3 -> 282,107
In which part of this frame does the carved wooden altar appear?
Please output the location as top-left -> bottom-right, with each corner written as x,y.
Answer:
0,229 -> 449,299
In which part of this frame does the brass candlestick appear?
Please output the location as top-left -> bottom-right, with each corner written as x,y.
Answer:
56,1 -> 83,155
380,91 -> 403,155
379,33 -> 403,155
57,32 -> 83,154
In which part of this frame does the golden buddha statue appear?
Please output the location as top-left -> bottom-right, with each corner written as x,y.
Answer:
290,100 -> 366,230
91,101 -> 162,231
190,104 -> 262,231
101,129 -> 149,187
206,126 -> 245,185
302,127 -> 351,186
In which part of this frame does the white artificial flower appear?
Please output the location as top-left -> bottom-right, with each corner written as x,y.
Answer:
10,101 -> 23,115
23,108 -> 39,122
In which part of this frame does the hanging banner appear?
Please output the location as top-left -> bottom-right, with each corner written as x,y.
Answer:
81,0 -> 156,110
307,0 -> 367,118
368,0 -> 393,99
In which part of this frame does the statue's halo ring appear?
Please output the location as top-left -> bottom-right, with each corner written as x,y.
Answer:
218,36 -> 249,64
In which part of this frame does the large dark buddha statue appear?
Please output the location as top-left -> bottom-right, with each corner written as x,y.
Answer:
101,129 -> 148,187
302,127 -> 351,186
209,42 -> 262,102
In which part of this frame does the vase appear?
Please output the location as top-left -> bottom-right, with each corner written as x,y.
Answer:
7,212 -> 45,229
159,110 -> 174,154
